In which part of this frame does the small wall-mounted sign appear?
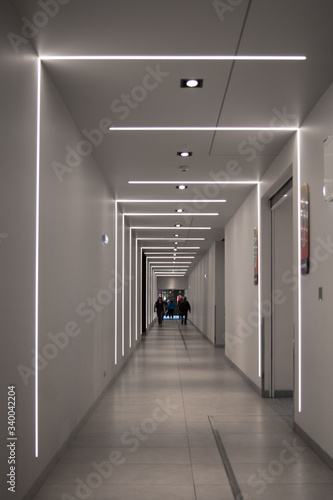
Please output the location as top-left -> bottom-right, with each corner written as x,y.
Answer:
254,227 -> 258,285
300,183 -> 309,274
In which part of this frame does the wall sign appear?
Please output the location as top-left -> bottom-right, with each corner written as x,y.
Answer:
254,227 -> 258,285
300,183 -> 310,274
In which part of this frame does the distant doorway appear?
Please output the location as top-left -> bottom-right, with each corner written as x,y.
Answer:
159,289 -> 185,319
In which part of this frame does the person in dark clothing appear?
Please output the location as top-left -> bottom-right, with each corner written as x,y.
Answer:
179,297 -> 191,325
154,297 -> 165,327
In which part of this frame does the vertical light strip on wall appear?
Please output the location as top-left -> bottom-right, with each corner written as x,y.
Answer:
114,201 -> 118,365
35,58 -> 41,458
135,238 -> 138,340
297,129 -> 302,412
146,252 -> 148,330
122,214 -> 125,356
129,227 -> 132,349
257,182 -> 262,378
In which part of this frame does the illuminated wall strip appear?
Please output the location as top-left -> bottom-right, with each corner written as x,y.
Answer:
41,55 -> 306,61
35,58 -> 42,458
122,213 -> 125,356
129,228 -> 132,349
297,130 -> 302,412
140,244 -> 142,336
145,248 -> 148,331
135,238 -> 138,340
114,202 -> 118,364
257,183 -> 262,378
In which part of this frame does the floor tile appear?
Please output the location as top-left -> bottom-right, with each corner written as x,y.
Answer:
32,321 -> 333,500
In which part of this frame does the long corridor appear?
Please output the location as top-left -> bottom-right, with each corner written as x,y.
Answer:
34,320 -> 333,500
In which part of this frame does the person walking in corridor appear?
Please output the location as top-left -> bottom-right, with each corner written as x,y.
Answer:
154,297 -> 165,327
179,297 -> 191,325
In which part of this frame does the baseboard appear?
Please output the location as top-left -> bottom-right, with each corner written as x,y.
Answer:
274,390 -> 293,398
294,422 -> 333,472
225,355 -> 261,396
23,339 -> 142,500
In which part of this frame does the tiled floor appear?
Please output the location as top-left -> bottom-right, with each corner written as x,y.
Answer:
34,320 -> 333,500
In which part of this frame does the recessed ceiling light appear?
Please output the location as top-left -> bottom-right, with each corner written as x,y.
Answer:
176,208 -> 184,213
174,234 -> 179,237
180,78 -> 203,89
177,151 -> 192,157
181,79 -> 203,88
175,223 -> 182,227
176,185 -> 187,190
174,242 -> 178,245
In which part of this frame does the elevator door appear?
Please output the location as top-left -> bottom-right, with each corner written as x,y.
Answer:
271,189 -> 294,397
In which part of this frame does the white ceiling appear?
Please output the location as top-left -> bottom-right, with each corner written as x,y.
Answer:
11,0 -> 333,274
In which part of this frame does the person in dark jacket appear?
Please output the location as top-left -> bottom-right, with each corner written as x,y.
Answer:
154,297 -> 165,327
179,297 -> 191,325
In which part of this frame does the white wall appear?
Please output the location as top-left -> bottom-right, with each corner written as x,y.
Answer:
0,7 -> 139,495
0,2 -> 40,497
295,82 -> 333,458
225,187 -> 260,385
188,242 -> 223,344
224,81 -> 333,459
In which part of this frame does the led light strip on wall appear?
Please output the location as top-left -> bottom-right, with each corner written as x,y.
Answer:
35,53 -> 305,457
35,58 -> 41,458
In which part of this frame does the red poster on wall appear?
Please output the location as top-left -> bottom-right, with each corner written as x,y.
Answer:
300,183 -> 310,274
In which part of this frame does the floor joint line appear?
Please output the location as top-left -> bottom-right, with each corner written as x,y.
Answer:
208,415 -> 244,500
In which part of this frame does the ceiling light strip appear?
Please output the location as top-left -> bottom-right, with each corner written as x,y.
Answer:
120,200 -> 226,203
128,181 -> 257,185
138,238 -> 204,241
141,246 -> 200,250
41,55 -> 306,61
124,213 -> 218,216
131,227 -> 211,230
111,127 -> 298,131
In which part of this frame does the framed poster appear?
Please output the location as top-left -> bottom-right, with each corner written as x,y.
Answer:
300,183 -> 310,274
254,227 -> 258,285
